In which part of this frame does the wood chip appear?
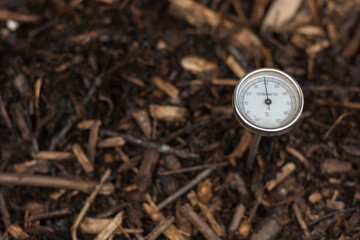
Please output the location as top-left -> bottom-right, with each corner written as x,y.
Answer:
228,204 -> 246,236
229,130 -> 252,166
7,224 -> 29,239
77,119 -> 99,130
97,137 -> 126,148
152,77 -> 179,99
297,25 -> 326,37
261,0 -> 303,31
197,202 -> 224,237
138,149 -> 159,192
143,195 -> 186,240
72,143 -> 94,175
286,145 -> 310,168
132,109 -> 152,139
180,203 -> 221,240
149,104 -> 188,122
33,151 -> 73,160
250,217 -> 283,240
265,162 -> 296,191
197,179 -> 213,204
308,191 -> 322,204
13,160 -> 49,174
224,55 -> 246,79
321,159 -> 352,174
326,200 -> 345,210
88,120 -> 101,163
181,56 -> 218,74
80,217 -> 143,235
145,216 -> 175,240
94,211 -> 123,240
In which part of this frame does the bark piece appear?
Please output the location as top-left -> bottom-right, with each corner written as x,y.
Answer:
149,104 -> 188,122
229,130 -> 252,166
180,203 -> 221,240
138,149 -> 159,192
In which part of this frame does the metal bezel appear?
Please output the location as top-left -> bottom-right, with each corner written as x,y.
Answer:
232,68 -> 304,136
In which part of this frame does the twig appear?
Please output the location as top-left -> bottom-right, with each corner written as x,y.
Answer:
0,94 -> 12,129
180,203 -> 221,240
324,112 -> 350,139
101,129 -> 199,159
28,207 -> 71,222
94,211 -> 123,240
157,168 -> 213,210
307,207 -> 359,227
71,169 -> 111,240
293,202 -> 310,239
49,77 -> 102,150
0,172 -> 114,195
145,216 -> 175,240
314,99 -> 360,110
157,162 -> 228,176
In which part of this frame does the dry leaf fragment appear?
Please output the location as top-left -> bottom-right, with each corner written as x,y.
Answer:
149,104 -> 188,122
97,137 -> 126,148
152,77 -> 179,99
308,191 -> 322,204
181,56 -> 218,74
261,0 -> 303,31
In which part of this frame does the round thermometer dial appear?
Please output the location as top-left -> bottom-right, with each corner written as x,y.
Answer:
233,68 -> 304,136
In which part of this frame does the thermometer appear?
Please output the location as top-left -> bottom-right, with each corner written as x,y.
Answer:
233,68 -> 304,167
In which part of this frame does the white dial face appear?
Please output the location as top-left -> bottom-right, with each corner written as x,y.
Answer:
233,69 -> 303,133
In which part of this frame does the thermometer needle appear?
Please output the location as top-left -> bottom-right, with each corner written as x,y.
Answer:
264,77 -> 272,110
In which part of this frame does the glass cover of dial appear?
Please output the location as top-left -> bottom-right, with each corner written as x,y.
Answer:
236,74 -> 299,129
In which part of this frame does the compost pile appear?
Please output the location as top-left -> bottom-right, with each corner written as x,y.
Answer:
0,0 -> 359,239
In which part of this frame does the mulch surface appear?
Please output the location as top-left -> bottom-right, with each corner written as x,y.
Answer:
0,0 -> 359,239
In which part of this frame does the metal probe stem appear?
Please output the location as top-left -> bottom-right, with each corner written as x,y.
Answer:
247,134 -> 262,168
